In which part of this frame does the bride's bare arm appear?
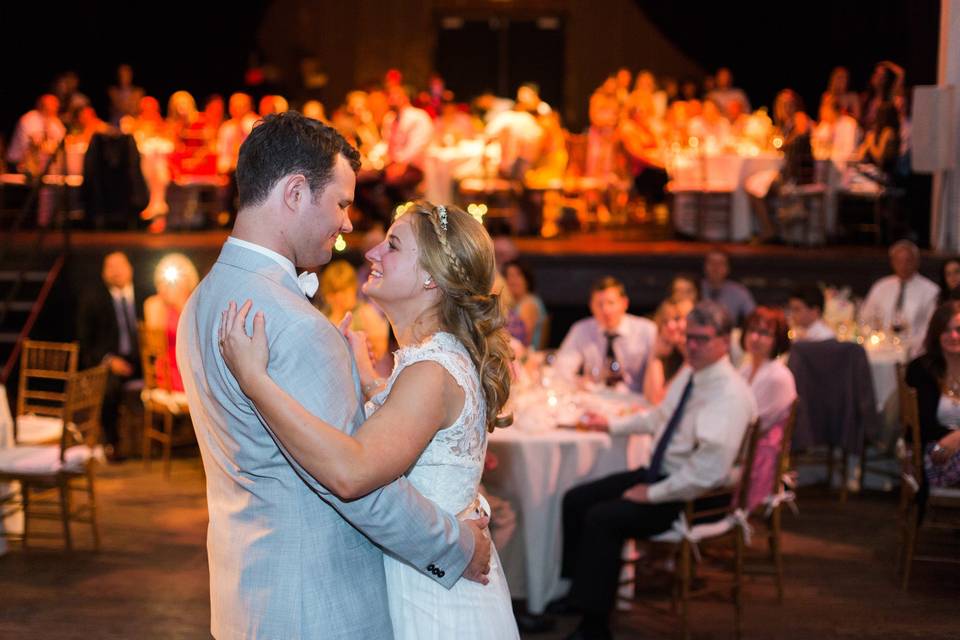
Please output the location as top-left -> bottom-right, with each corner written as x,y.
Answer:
220,301 -> 463,499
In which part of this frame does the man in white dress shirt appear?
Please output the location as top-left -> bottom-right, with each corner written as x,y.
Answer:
859,240 -> 940,356
706,67 -> 751,120
554,276 -> 657,394
788,285 -> 836,342
381,84 -> 434,202
557,301 -> 756,640
6,94 -> 66,172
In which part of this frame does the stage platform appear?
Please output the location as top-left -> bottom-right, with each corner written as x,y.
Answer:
10,229 -> 946,349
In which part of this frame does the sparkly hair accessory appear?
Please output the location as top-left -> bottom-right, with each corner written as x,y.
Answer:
436,205 -> 448,232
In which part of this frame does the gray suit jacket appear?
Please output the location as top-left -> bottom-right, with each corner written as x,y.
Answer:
177,241 -> 473,639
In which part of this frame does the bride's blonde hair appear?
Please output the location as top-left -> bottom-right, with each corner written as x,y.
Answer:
402,201 -> 513,431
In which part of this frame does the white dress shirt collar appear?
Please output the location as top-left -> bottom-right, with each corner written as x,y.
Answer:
227,236 -> 298,283
108,284 -> 134,301
691,354 -> 732,385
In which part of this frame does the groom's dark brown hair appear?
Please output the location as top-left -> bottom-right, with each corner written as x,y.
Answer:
236,111 -> 361,210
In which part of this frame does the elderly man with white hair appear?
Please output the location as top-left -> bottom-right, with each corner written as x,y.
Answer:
859,239 -> 940,356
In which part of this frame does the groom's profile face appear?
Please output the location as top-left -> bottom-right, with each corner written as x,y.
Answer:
292,154 -> 356,268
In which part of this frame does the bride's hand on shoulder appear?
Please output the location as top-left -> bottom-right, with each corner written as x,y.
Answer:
337,312 -> 377,380
219,300 -> 269,394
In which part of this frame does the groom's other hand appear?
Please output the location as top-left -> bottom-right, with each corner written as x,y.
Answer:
462,515 -> 492,585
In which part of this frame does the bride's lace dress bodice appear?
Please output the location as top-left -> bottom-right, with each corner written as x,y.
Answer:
364,332 -> 487,515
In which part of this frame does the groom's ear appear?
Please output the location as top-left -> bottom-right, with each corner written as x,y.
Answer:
281,174 -> 308,213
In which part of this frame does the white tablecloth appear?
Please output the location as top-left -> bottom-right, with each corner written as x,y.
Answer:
0,386 -> 21,556
422,140 -> 490,205
669,151 -> 783,241
865,344 -> 908,413
484,426 -> 650,614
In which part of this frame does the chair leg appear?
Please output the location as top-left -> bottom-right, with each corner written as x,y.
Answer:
59,479 -> 72,552
143,408 -> 153,469
163,413 -> 174,479
770,508 -> 784,603
901,505 -> 919,591
734,531 -> 744,640
840,450 -> 849,504
21,481 -> 30,550
86,468 -> 100,552
679,541 -> 691,640
826,446 -> 835,489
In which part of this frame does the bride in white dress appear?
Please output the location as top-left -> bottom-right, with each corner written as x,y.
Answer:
219,202 -> 519,639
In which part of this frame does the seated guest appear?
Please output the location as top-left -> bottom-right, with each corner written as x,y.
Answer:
855,102 -> 900,184
687,99 -> 731,150
643,298 -> 692,405
560,302 -> 756,640
905,301 -> 960,488
318,260 -> 391,375
434,99 -> 476,145
76,252 -> 142,461
302,100 -> 327,123
747,89 -> 815,243
167,90 -> 217,181
706,67 -> 751,119
859,240 -> 939,357
381,84 -> 434,204
701,249 -> 755,326
939,257 -> 960,304
555,276 -> 657,392
485,94 -> 543,180
788,285 -> 835,342
524,110 -> 568,187
669,273 -> 699,306
6,94 -> 65,175
502,260 -> 548,349
144,253 -> 200,393
739,307 -> 797,512
258,94 -> 289,116
820,66 -> 861,122
128,96 -> 173,227
107,64 -> 144,126
618,104 -> 667,209
812,97 -> 859,165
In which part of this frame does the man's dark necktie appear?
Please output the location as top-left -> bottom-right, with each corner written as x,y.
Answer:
645,375 -> 695,482
604,332 -> 622,386
895,280 -> 906,313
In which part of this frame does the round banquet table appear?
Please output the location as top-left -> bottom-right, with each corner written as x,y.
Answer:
422,140 -> 489,205
668,151 -> 783,241
0,386 -> 21,556
484,426 -> 650,614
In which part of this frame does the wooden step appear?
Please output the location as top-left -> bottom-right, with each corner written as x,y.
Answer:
0,270 -> 48,282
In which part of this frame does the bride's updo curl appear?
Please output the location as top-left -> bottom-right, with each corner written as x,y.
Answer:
403,201 -> 513,431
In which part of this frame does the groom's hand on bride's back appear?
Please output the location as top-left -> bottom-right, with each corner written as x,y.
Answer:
461,515 -> 492,585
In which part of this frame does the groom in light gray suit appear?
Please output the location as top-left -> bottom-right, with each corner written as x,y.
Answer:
177,113 -> 490,639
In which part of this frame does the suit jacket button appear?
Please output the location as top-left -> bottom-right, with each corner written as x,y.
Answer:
438,570 -> 445,578
427,564 -> 435,572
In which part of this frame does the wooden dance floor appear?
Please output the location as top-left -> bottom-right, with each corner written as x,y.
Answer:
0,457 -> 956,639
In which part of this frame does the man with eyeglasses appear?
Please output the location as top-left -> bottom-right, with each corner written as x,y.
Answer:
555,301 -> 757,640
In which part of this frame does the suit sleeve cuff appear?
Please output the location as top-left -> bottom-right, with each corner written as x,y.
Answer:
426,518 -> 475,589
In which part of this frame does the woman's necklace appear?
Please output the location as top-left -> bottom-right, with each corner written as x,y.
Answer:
944,371 -> 960,403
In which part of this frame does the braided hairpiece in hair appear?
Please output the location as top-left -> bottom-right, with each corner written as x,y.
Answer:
423,205 -> 468,284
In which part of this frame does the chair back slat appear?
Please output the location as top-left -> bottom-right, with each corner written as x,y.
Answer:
60,365 -> 109,459
771,401 -> 800,497
734,419 -> 763,512
894,362 -> 925,482
16,341 -> 79,436
138,323 -> 174,393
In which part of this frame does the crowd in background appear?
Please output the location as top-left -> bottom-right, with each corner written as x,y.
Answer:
3,59 -> 914,241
